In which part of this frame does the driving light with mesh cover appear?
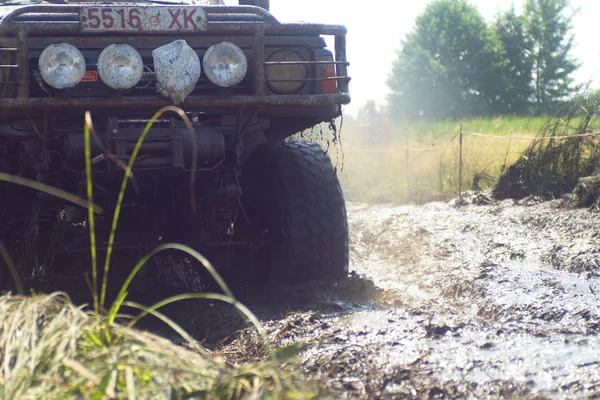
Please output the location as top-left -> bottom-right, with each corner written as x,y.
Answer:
152,40 -> 201,105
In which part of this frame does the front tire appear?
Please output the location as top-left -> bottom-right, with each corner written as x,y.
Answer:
242,140 -> 349,284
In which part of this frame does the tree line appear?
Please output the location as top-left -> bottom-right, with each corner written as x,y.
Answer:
386,0 -> 580,121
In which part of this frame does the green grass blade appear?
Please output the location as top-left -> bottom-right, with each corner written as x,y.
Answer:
84,113 -> 99,313
121,301 -> 211,357
0,241 -> 24,295
0,149 -> 101,296
125,293 -> 270,355
107,242 -> 235,324
0,172 -> 102,214
100,106 -> 198,308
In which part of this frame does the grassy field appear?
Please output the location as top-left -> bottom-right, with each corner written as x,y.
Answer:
318,116 -> 550,204
402,115 -> 548,138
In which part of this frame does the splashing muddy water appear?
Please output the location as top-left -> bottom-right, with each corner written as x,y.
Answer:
336,196 -> 600,398
161,194 -> 600,399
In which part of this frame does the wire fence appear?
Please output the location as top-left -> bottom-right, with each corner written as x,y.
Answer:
405,129 -> 600,153
462,130 -> 600,141
404,133 -> 460,152
319,119 -> 600,204
399,125 -> 600,202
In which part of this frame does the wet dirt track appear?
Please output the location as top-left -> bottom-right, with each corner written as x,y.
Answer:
333,196 -> 600,399
168,194 -> 600,399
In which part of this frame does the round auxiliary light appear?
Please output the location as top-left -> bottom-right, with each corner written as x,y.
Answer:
203,42 -> 248,87
38,43 -> 86,89
265,49 -> 308,94
97,44 -> 143,90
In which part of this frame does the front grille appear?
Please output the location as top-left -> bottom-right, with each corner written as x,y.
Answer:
0,47 -> 17,97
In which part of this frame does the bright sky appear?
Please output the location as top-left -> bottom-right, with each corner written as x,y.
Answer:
227,0 -> 600,116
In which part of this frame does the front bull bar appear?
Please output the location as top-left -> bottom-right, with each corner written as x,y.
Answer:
0,5 -> 350,111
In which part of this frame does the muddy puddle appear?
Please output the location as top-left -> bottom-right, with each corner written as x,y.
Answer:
149,193 -> 600,399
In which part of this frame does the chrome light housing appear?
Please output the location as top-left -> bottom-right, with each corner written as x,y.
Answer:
203,42 -> 247,87
97,44 -> 143,90
265,49 -> 308,95
38,43 -> 86,89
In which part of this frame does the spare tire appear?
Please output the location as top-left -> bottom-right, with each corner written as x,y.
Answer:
239,0 -> 270,10
241,141 -> 349,284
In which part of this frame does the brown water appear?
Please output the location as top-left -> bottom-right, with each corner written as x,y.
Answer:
157,193 -> 600,399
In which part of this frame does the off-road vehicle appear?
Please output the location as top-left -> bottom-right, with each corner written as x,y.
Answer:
0,0 -> 350,291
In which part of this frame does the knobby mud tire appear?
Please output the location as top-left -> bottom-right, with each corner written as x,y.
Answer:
242,140 -> 349,284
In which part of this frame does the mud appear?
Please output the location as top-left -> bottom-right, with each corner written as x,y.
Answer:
149,192 -> 600,399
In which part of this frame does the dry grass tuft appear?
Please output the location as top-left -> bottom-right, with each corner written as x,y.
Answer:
493,98 -> 600,202
0,293 -> 317,399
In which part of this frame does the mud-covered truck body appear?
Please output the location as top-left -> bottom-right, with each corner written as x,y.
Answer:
0,0 -> 350,290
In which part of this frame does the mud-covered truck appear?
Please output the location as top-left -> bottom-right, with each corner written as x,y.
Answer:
0,0 -> 350,290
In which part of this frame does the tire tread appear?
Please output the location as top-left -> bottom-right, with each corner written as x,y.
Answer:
270,140 -> 349,282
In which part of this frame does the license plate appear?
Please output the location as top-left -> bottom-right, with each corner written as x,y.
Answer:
79,6 -> 207,32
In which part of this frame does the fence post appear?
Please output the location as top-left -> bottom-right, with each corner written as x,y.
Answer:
439,153 -> 443,195
459,124 -> 463,202
405,134 -> 410,191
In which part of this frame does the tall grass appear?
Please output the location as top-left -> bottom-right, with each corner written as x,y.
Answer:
0,107 -> 317,398
400,115 -> 548,139
494,99 -> 600,201
320,116 -> 548,204
0,293 -> 315,399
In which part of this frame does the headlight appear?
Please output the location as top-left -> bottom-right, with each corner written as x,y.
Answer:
203,42 -> 247,87
38,43 -> 86,89
97,44 -> 143,90
265,49 -> 308,94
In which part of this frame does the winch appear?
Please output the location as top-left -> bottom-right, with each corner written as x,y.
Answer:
64,119 -> 225,173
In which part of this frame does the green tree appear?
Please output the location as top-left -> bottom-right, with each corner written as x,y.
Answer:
494,7 -> 535,114
525,0 -> 580,112
387,0 -> 508,121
